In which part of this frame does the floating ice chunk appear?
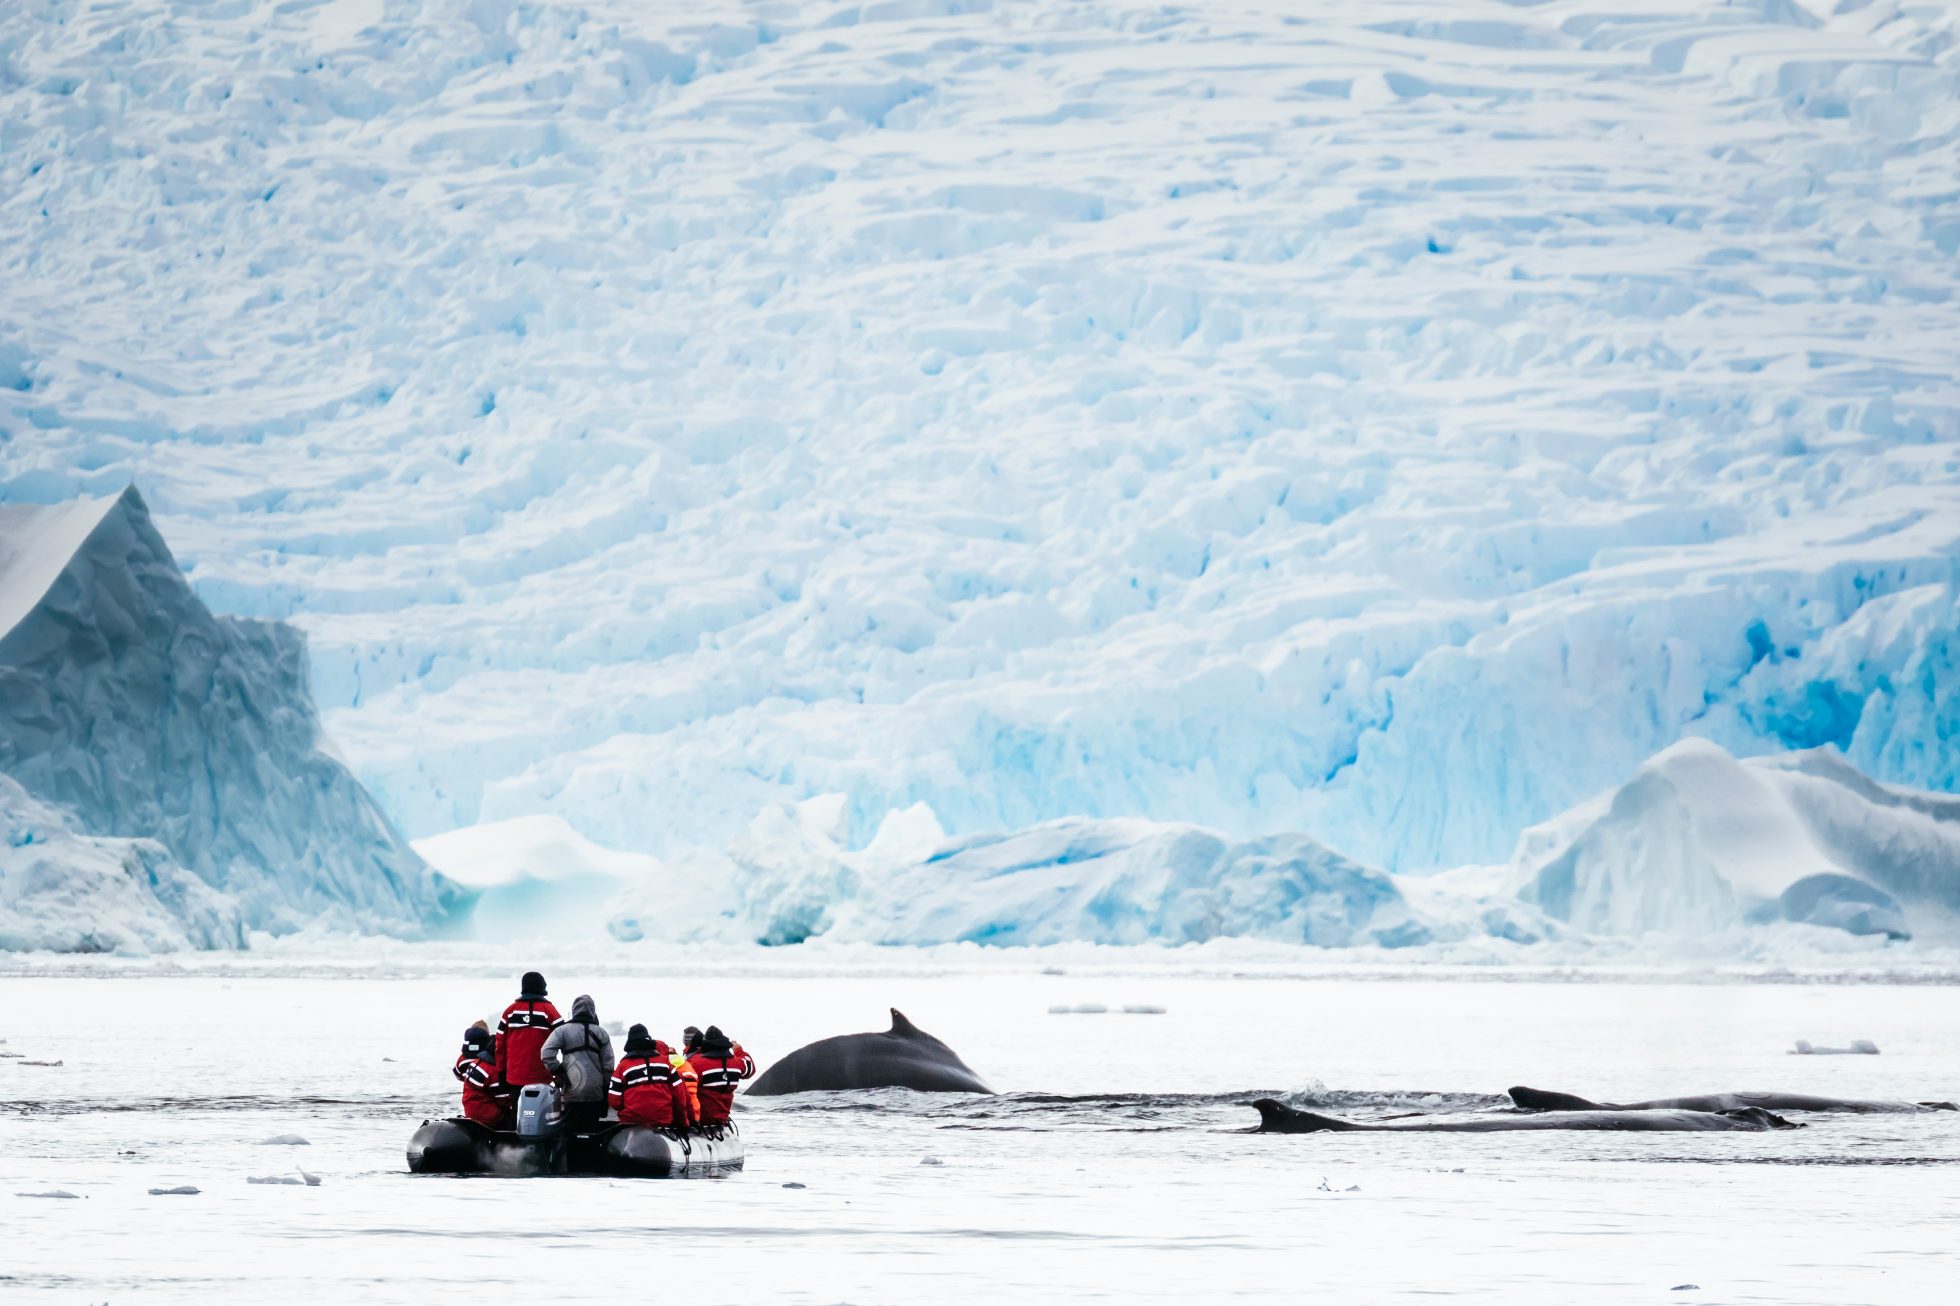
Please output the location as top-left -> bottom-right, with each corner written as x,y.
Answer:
246,1171 -> 319,1186
1121,1005 -> 1167,1015
919,1156 -> 943,1167
148,1186 -> 200,1196
18,1059 -> 61,1067
1791,1039 -> 1880,1056
18,1190 -> 78,1199
258,1135 -> 310,1146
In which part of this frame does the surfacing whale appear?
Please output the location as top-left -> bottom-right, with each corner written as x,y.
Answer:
1252,1098 -> 1799,1133
1509,1086 -> 1956,1114
747,1009 -> 993,1096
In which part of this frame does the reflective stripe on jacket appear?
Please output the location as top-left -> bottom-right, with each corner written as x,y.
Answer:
495,997 -> 562,1087
688,1045 -> 756,1125
609,1053 -> 687,1129
454,1052 -> 511,1128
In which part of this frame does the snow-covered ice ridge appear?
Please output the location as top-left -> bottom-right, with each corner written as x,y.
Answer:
3,0 -> 1958,872
0,489 -> 458,950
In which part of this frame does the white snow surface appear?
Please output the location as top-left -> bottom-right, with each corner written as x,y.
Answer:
3,0 -> 1959,877
0,488 -> 457,946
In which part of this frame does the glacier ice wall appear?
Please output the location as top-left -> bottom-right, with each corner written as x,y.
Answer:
0,488 -> 458,940
2,1 -> 1958,870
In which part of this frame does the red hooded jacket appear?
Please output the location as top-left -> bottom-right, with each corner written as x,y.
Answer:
688,1044 -> 756,1126
454,1052 -> 512,1128
495,997 -> 561,1087
609,1046 -> 688,1129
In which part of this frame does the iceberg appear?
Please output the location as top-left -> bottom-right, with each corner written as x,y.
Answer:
822,820 -> 1436,949
413,813 -> 659,942
608,797 -> 1464,949
585,743 -> 1953,952
1507,740 -> 1960,940
0,489 -> 458,949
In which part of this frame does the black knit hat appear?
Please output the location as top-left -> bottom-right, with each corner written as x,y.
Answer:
624,1023 -> 654,1055
520,971 -> 547,998
702,1025 -> 733,1053
462,1025 -> 493,1055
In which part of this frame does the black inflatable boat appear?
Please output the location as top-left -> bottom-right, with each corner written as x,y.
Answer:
408,1085 -> 744,1178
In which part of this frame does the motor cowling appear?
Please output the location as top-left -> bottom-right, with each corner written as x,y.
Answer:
514,1083 -> 563,1139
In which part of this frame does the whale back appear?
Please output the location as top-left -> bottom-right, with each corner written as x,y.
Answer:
1253,1102 -> 1801,1133
1718,1106 -> 1801,1130
1251,1099 -> 1368,1133
1509,1086 -> 1611,1111
747,1009 -> 993,1096
1516,1086 -> 1953,1115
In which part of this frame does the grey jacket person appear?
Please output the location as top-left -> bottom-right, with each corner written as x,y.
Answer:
540,994 -> 614,1102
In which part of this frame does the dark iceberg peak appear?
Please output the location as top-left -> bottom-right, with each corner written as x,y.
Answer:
0,486 -> 461,947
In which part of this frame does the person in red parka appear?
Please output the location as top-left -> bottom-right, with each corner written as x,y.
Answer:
609,1024 -> 690,1129
454,1024 -> 513,1128
495,970 -> 561,1089
687,1024 -> 756,1130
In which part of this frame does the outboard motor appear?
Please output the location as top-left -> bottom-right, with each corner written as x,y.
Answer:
514,1083 -> 562,1140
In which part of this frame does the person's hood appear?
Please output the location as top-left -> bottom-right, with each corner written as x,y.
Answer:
570,994 -> 598,1023
623,1023 -> 653,1055
701,1033 -> 735,1056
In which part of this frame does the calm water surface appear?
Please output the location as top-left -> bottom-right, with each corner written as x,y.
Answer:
4,962 -> 1957,1303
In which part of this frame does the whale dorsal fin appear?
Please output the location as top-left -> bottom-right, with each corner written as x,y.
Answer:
1509,1086 -> 1604,1112
1251,1098 -> 1359,1133
889,1008 -> 921,1037
1252,1098 -> 1290,1130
